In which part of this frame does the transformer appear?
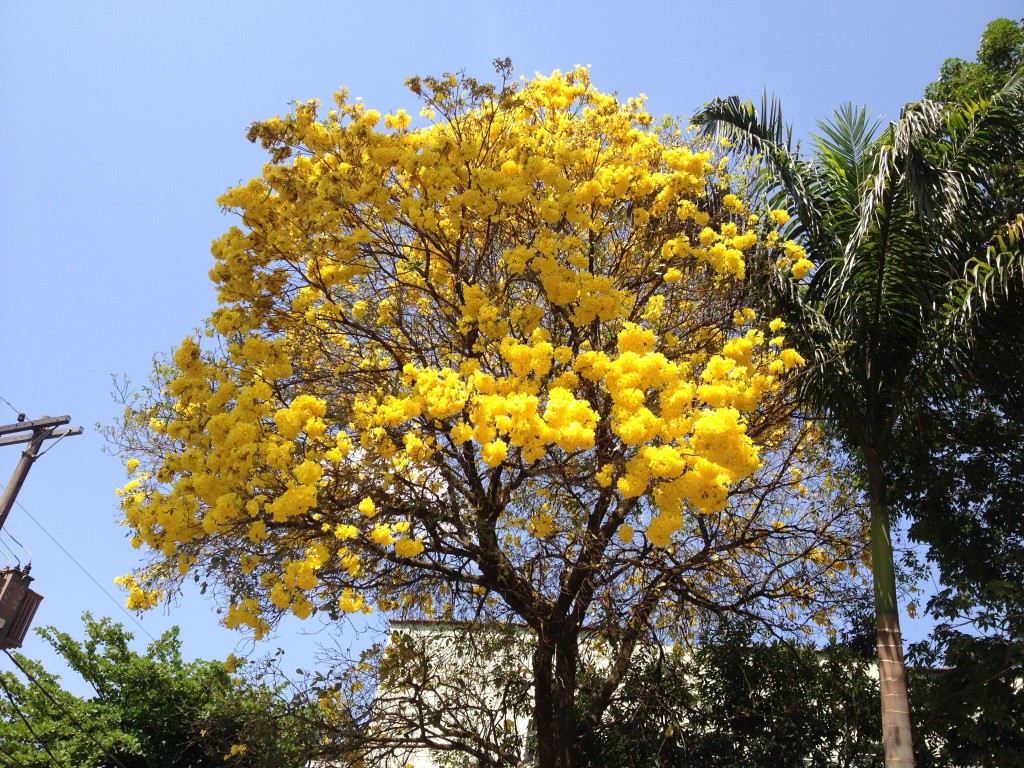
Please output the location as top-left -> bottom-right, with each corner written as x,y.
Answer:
0,567 -> 43,649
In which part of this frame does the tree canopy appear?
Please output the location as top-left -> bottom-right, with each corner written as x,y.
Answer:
110,64 -> 866,768
926,18 -> 1024,104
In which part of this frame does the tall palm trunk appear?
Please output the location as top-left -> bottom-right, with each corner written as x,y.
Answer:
866,452 -> 914,767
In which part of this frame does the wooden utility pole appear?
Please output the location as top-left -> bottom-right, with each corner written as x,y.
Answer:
0,415 -> 83,531
0,414 -> 82,647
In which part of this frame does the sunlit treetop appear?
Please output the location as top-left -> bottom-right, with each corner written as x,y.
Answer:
112,63 -> 857,644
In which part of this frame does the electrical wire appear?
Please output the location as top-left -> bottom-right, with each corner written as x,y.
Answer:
0,406 -> 156,642
0,669 -> 65,768
0,539 -> 15,569
0,537 -> 21,569
0,529 -> 31,564
0,396 -> 22,420
3,651 -> 131,768
0,399 -> 157,765
0,747 -> 32,768
0,488 -> 157,643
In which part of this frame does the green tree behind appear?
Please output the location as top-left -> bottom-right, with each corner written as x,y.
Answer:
579,628 -> 883,767
895,20 -> 1024,632
926,18 -> 1024,104
693,22 -> 1023,762
579,628 -> 1023,767
885,19 -> 1024,763
0,615 -> 314,768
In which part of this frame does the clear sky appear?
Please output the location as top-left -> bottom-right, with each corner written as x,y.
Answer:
1,0 -> 1019,692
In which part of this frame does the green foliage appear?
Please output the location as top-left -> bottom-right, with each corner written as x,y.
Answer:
926,18 -> 1024,104
910,633 -> 1024,768
0,614 -> 314,767
580,630 -> 883,767
893,382 -> 1024,639
578,629 -> 1024,768
925,18 -> 1024,313
889,303 -> 1024,764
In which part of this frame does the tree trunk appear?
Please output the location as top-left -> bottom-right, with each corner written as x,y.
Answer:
866,455 -> 915,767
532,629 -> 579,768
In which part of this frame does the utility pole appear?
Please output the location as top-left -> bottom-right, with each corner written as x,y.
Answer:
0,416 -> 83,531
0,414 -> 82,648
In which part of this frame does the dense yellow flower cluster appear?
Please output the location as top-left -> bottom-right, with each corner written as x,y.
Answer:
116,67 -> 838,636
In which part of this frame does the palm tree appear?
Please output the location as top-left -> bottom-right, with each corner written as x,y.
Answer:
693,70 -> 1023,767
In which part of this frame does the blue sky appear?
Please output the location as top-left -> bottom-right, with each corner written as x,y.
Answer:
1,0 -> 1019,692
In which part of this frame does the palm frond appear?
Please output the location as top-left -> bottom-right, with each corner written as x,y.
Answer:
810,105 -> 885,289
814,103 -> 884,200
915,68 -> 1024,364
948,214 -> 1024,322
841,99 -> 946,273
694,91 -> 795,155
693,94 -> 829,254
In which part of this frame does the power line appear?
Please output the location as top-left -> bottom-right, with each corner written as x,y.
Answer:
0,527 -> 31,564
3,650 -> 131,768
0,669 -> 65,768
0,487 -> 157,643
0,748 -> 31,768
0,413 -> 156,642
0,396 -> 22,421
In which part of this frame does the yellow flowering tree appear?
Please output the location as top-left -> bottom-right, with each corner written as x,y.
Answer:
113,63 -> 865,768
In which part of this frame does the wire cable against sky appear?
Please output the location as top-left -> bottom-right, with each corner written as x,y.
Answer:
0,535 -> 23,569
0,529 -> 32,564
0,485 -> 157,643
32,429 -> 77,461
0,395 -> 23,421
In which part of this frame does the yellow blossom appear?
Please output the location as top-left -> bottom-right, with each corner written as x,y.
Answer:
112,66 -> 852,671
